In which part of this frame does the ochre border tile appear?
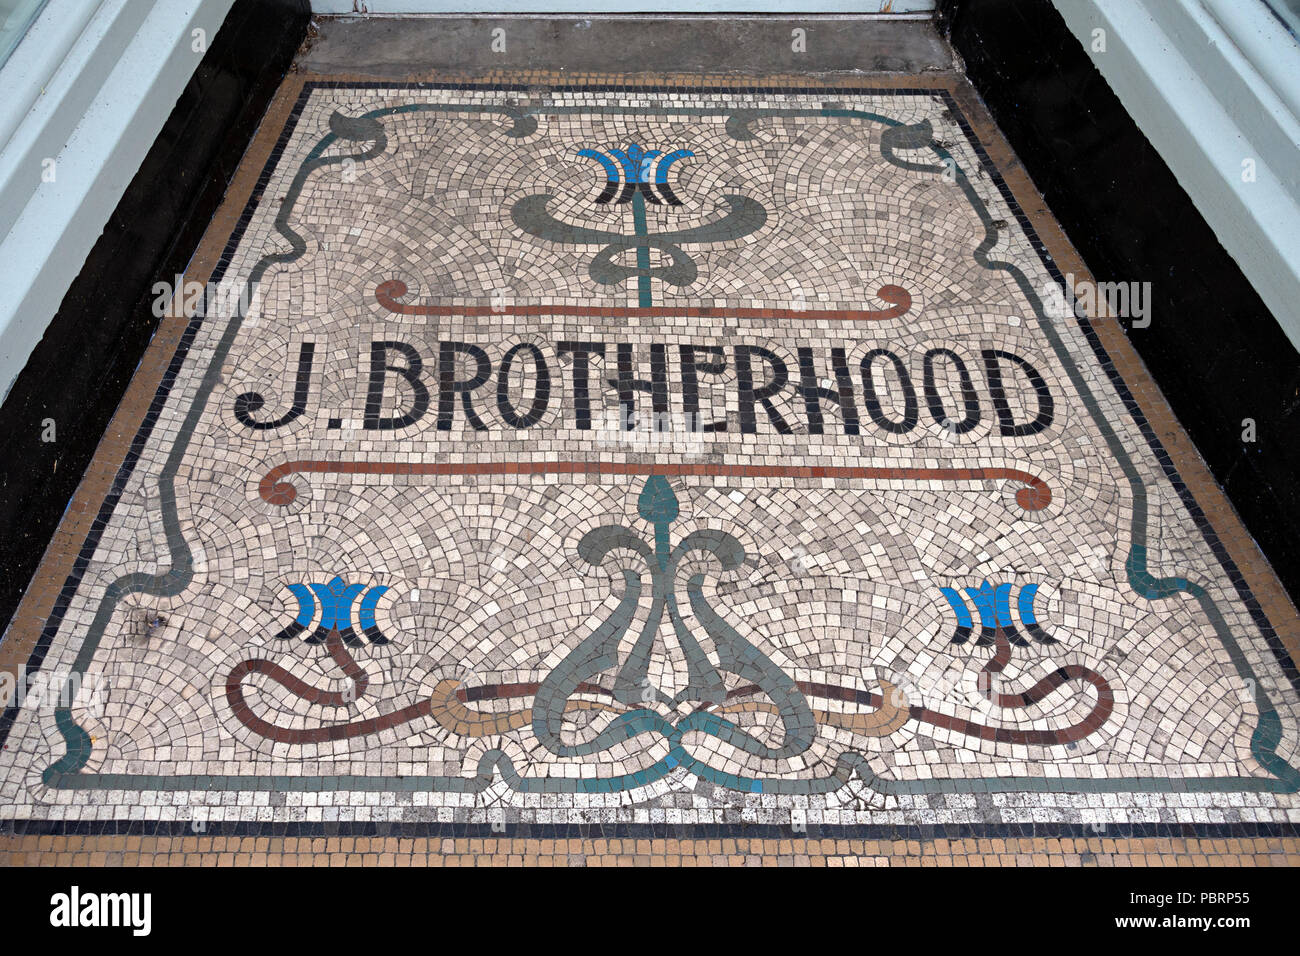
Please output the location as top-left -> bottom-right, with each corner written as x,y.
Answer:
2,835 -> 1298,866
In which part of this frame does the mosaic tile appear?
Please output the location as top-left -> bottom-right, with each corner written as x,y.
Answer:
2,80 -> 1298,847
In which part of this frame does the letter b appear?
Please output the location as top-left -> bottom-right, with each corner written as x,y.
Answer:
364,341 -> 429,430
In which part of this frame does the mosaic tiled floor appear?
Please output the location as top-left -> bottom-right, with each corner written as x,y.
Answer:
3,73 -> 1299,864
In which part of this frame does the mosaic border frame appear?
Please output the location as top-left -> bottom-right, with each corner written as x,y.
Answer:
2,74 -> 1298,845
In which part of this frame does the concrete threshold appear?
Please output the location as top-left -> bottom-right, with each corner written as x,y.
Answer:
296,15 -> 954,78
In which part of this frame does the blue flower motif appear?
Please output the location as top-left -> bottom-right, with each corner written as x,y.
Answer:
576,143 -> 695,204
275,575 -> 390,647
939,580 -> 1059,647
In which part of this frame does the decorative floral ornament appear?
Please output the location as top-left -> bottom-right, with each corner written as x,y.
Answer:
939,581 -> 1059,647
532,475 -> 816,763
274,575 -> 390,647
577,143 -> 695,204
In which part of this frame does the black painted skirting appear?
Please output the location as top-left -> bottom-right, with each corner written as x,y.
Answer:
939,0 -> 1300,602
0,0 -> 311,634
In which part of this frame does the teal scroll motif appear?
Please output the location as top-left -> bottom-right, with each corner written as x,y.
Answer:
532,476 -> 817,782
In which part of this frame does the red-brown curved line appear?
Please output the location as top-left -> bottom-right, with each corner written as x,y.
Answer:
375,278 -> 913,321
923,629 -> 1115,746
225,629 -> 432,745
258,460 -> 1052,511
227,624 -> 1106,748
451,656 -> 1113,748
904,665 -> 1113,746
